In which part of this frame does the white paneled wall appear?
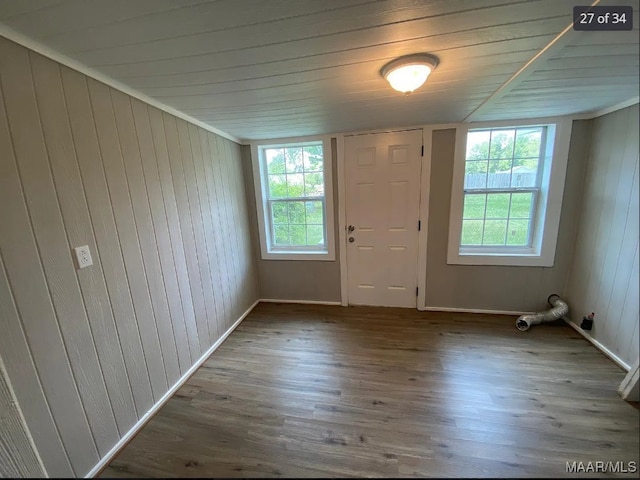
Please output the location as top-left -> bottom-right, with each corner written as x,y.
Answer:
565,104 -> 639,368
0,355 -> 45,478
0,37 -> 258,477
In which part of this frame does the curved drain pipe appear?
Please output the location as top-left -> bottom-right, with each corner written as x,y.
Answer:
516,294 -> 569,332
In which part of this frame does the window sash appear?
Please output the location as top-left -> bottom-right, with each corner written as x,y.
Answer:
460,188 -> 538,248
260,142 -> 328,253
266,197 -> 327,251
252,135 -> 335,261
460,125 -> 546,251
465,126 -> 547,191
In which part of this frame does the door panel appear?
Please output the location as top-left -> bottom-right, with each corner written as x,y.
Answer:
345,130 -> 422,307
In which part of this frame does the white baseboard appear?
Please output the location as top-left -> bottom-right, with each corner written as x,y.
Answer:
618,359 -> 639,401
564,318 -> 630,371
259,298 -> 342,306
85,299 -> 260,478
421,305 -> 533,316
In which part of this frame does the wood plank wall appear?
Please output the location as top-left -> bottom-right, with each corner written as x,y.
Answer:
0,355 -> 45,478
565,104 -> 639,368
0,36 -> 258,477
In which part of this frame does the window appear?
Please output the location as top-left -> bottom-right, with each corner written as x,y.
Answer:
251,136 -> 335,260
461,126 -> 544,248
447,119 -> 572,266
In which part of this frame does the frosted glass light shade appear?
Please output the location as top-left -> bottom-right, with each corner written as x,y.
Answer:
381,54 -> 439,94
385,64 -> 432,93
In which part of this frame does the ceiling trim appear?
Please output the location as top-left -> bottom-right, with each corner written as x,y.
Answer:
589,96 -> 640,119
463,0 -> 601,123
0,23 -> 241,144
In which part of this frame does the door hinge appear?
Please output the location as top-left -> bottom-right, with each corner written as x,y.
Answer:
418,220 -> 421,231
416,287 -> 419,296
421,145 -> 424,156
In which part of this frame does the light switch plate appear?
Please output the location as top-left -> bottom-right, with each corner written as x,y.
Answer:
74,245 -> 93,269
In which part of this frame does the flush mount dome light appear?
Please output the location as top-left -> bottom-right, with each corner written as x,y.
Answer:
381,53 -> 439,94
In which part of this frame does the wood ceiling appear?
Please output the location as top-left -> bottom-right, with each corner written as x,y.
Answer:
0,0 -> 638,141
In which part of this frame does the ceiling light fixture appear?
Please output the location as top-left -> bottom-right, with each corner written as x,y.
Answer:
380,53 -> 439,94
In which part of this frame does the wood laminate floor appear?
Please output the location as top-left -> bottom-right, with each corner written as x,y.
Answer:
101,303 -> 639,478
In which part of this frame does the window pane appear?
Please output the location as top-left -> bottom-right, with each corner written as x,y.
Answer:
514,127 -> 542,158
461,220 -> 483,245
511,157 -> 538,187
304,172 -> 324,197
466,131 -> 490,160
305,201 -> 323,224
510,192 -> 533,218
464,161 -> 488,189
303,145 -> 323,172
286,173 -> 304,197
307,225 -> 324,246
289,225 -> 306,245
268,175 -> 287,198
507,219 -> 530,246
489,129 -> 515,159
285,147 -> 303,173
486,193 -> 510,219
487,160 -> 510,188
483,220 -> 507,245
288,201 -> 305,224
265,148 -> 285,174
273,225 -> 289,245
463,194 -> 486,219
271,202 -> 288,224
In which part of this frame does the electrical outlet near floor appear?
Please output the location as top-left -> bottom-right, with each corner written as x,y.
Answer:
73,245 -> 93,269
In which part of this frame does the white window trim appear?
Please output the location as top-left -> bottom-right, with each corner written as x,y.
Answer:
250,135 -> 335,261
447,117 -> 572,267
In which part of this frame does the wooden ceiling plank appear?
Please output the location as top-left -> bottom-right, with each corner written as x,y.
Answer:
527,66 -> 640,81
81,9 -> 569,70
5,0 -> 211,39
463,0 -> 602,122
95,17 -> 568,79
70,0 -> 554,66
142,64 -> 521,99
555,43 -> 639,58
49,0 -> 381,52
121,35 -> 554,89
0,0 -> 67,20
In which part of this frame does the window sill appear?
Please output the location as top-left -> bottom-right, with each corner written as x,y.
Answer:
261,250 -> 335,261
447,251 -> 554,267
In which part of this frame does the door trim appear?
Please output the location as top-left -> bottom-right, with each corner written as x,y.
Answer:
416,127 -> 432,311
339,129 -> 428,308
336,134 -> 349,306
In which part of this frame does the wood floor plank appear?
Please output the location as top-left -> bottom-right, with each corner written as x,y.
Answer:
101,303 -> 640,478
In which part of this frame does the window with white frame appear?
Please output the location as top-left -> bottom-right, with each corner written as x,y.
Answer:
447,119 -> 572,267
251,137 -> 335,260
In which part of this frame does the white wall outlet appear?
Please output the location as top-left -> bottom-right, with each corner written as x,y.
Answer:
73,245 -> 93,269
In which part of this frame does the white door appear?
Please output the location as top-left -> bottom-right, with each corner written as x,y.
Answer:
344,130 -> 423,307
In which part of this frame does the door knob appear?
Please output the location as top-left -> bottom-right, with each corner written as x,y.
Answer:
348,225 -> 355,233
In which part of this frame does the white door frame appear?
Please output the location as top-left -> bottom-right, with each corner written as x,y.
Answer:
416,127 -> 434,311
337,134 -> 349,306
337,129 -> 433,308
